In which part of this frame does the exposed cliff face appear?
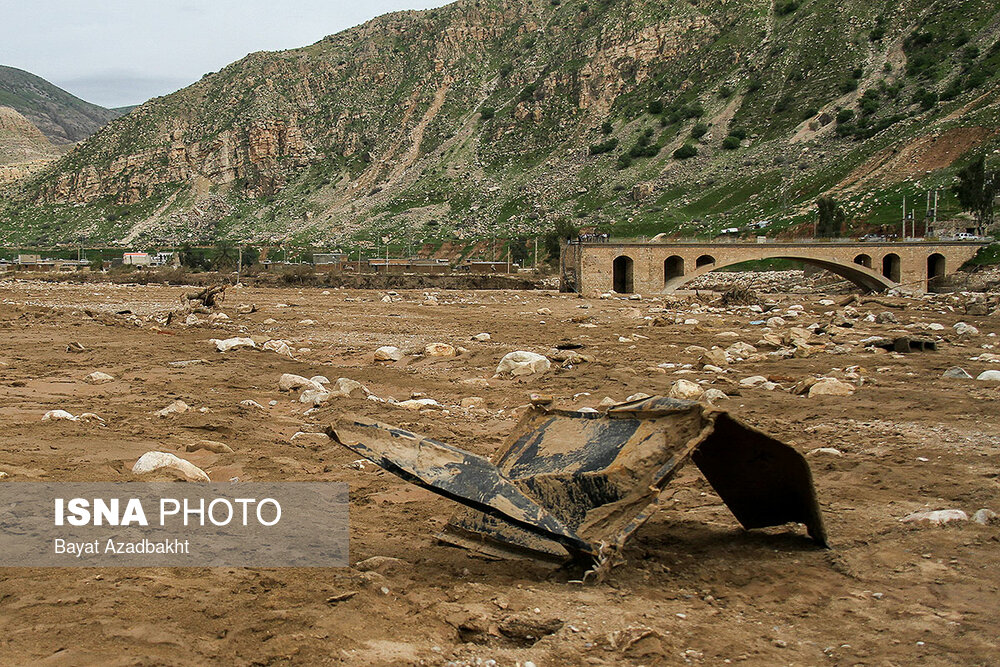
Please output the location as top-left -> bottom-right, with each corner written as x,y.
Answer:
4,0 -> 1000,245
0,106 -> 62,183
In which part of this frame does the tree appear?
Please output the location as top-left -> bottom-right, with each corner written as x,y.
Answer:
213,239 -> 238,270
508,237 -> 530,266
953,154 -> 998,234
816,197 -> 846,237
543,218 -> 579,265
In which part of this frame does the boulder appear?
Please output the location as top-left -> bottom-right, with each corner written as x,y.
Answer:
807,447 -> 843,457
425,342 -> 457,357
42,409 -> 78,421
262,339 -> 295,358
279,374 -> 322,392
739,375 -> 769,388
496,351 -> 550,376
374,346 -> 404,362
808,378 -> 855,397
396,398 -> 442,410
211,337 -> 256,353
299,389 -> 332,405
132,452 -> 210,482
331,377 -> 368,397
942,367 -> 973,379
700,388 -> 728,404
668,379 -> 703,401
977,370 -> 1000,381
699,348 -> 728,367
954,322 -> 979,336
84,371 -> 114,384
472,333 -> 491,342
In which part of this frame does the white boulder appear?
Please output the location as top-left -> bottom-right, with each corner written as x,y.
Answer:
132,452 -> 210,482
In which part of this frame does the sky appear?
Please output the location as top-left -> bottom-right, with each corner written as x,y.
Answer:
0,0 -> 450,108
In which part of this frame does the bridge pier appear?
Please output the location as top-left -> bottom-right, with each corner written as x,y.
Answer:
568,241 -> 985,296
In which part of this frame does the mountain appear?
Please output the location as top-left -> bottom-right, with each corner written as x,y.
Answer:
0,65 -> 123,144
3,0 -> 1000,247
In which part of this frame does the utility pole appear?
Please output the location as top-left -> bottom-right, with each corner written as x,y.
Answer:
902,196 -> 907,240
236,246 -> 242,285
534,238 -> 538,269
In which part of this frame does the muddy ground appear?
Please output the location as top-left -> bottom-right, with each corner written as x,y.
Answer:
0,277 -> 998,666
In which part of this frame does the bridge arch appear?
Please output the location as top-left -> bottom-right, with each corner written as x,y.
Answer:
613,255 -> 634,293
696,254 -> 716,268
663,254 -> 897,293
854,253 -> 872,268
882,253 -> 901,282
664,255 -> 685,285
927,253 -> 945,288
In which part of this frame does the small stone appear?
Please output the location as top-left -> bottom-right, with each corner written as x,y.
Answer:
374,346 -> 404,362
766,316 -> 786,327
84,371 -> 114,384
132,452 -> 210,482
331,377 -> 367,397
299,388 -> 332,405
807,447 -> 843,457
239,399 -> 266,410
472,333 -> 491,342
396,398 -> 442,410
459,378 -> 490,389
901,509 -> 968,525
537,307 -> 552,315
155,400 -> 190,417
942,367 -> 973,379
185,440 -> 234,454
972,509 -> 998,525
461,396 -> 485,409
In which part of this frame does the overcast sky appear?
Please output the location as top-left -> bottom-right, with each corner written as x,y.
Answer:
0,0 -> 450,108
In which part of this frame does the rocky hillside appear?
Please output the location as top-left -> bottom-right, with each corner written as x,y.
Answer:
0,106 -> 64,184
3,0 -> 1000,247
0,66 -> 122,145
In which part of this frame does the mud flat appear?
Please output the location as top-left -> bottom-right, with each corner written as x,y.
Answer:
0,279 -> 998,665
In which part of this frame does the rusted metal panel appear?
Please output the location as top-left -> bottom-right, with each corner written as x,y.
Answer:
329,396 -> 827,567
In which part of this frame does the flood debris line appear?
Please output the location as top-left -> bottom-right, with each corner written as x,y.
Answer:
329,396 -> 827,572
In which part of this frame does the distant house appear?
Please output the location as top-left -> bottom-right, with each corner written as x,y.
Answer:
16,253 -> 40,265
122,252 -> 152,266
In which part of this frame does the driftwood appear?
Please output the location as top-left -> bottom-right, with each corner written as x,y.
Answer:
184,285 -> 227,309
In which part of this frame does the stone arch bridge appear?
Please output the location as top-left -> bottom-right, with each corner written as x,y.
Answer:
561,240 -> 987,296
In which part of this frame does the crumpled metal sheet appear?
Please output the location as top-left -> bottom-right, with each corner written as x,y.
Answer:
329,396 -> 827,565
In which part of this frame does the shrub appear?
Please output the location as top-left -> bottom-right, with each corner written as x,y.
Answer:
673,144 -> 698,159
836,108 -> 856,124
601,120 -> 613,135
721,135 -> 741,150
690,122 -> 709,139
617,154 -> 633,169
839,78 -> 859,93
913,88 -> 938,111
588,137 -> 619,155
718,85 -> 733,98
647,99 -> 664,114
728,128 -> 747,140
776,0 -> 799,15
479,107 -> 495,120
773,94 -> 793,112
